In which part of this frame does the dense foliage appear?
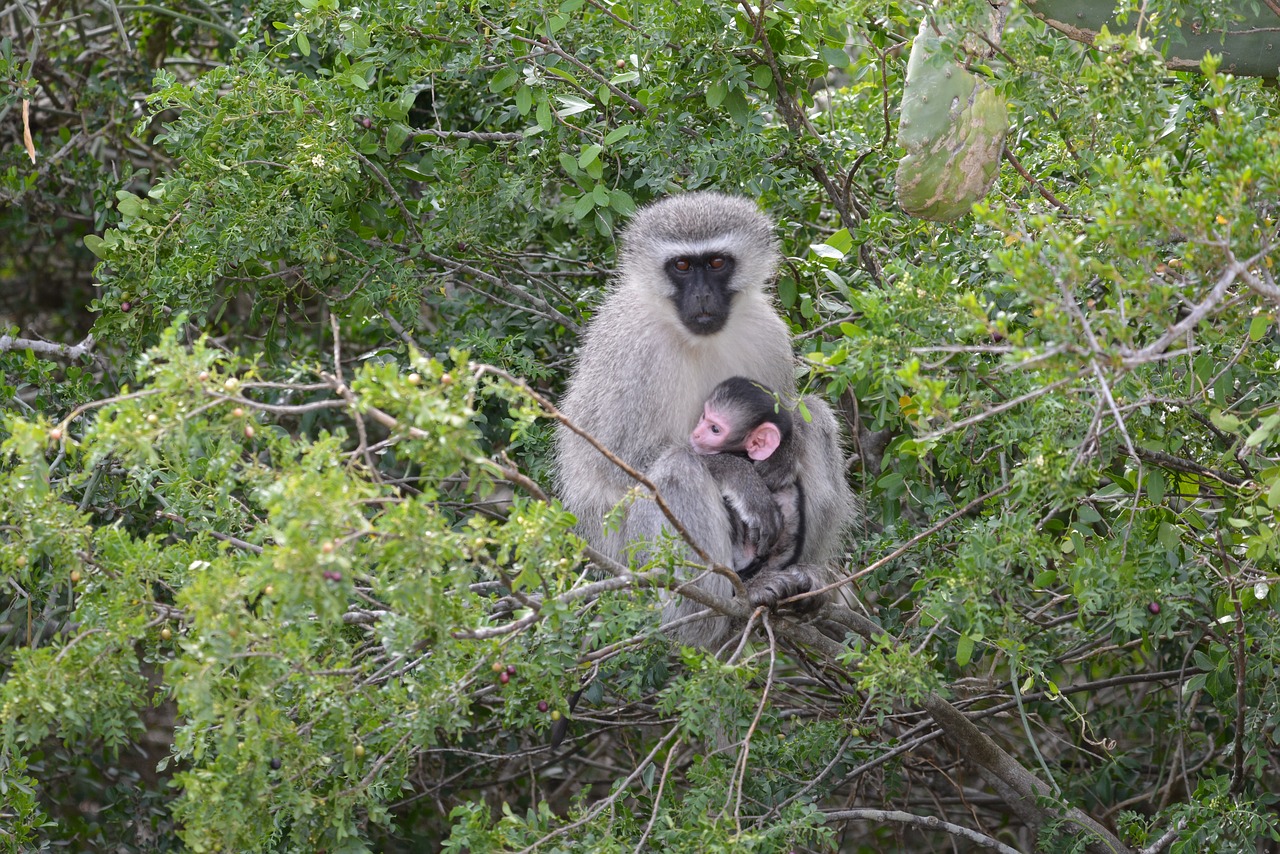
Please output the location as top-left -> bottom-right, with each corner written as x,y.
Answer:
3,0 -> 1280,850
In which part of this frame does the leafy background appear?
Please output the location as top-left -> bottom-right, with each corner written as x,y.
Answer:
2,0 -> 1280,851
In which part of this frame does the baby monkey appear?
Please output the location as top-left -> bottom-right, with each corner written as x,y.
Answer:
690,376 -> 805,581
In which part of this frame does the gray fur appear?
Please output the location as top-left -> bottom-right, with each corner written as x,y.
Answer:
554,191 -> 857,648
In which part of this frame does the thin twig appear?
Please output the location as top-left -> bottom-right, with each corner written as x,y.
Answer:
823,809 -> 1022,854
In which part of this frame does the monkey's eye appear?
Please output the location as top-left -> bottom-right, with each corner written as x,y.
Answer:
674,258 -> 691,272
708,256 -> 726,270
709,424 -> 721,434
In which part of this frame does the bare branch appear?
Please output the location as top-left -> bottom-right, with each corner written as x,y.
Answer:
0,332 -> 96,361
824,808 -> 1022,854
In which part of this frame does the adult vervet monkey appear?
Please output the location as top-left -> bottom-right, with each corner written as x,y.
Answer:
555,191 -> 855,649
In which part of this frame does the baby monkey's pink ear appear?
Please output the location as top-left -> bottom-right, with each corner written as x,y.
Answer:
744,422 -> 781,461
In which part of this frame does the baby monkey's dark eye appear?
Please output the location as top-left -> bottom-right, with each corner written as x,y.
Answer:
708,256 -> 726,270
674,258 -> 691,272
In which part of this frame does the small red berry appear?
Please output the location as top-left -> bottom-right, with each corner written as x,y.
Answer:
537,700 -> 549,713
1148,601 -> 1161,615
360,117 -> 373,129
120,301 -> 132,312
506,664 -> 517,676
499,671 -> 510,684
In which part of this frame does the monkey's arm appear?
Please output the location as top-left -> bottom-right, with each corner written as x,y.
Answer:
702,453 -> 784,557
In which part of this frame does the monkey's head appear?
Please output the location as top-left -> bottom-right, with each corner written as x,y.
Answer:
691,376 -> 791,461
618,192 -> 780,337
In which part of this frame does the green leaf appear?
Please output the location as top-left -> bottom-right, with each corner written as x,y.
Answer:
115,194 -> 143,218
1267,478 -> 1280,510
724,89 -> 750,125
1246,412 -> 1280,447
385,122 -> 411,155
555,95 -> 593,117
1249,314 -> 1271,341
578,144 -> 602,169
573,193 -> 595,220
821,45 -> 850,68
706,81 -> 727,109
1076,504 -> 1102,524
296,31 -> 310,57
1144,470 -> 1165,504
777,276 -> 797,309
956,633 -> 974,667
489,66 -> 518,93
545,66 -> 579,84
515,85 -> 533,115
1211,410 -> 1243,432
83,234 -> 107,259
608,189 -> 636,216
604,125 -> 632,144
826,228 -> 853,254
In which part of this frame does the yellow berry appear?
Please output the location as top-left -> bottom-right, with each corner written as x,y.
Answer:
70,570 -> 82,583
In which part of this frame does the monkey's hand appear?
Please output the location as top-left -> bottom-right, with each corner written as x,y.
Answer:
745,566 -> 826,614
703,454 -> 783,556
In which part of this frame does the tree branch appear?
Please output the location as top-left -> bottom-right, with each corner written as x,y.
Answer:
824,808 -> 1022,854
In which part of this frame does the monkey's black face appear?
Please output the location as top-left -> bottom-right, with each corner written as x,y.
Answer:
665,253 -> 737,335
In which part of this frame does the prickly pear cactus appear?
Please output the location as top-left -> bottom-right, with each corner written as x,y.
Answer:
895,21 -> 1008,222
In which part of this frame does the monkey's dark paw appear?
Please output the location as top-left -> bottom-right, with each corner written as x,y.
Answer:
745,567 -> 826,614
734,498 -> 784,557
